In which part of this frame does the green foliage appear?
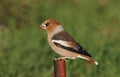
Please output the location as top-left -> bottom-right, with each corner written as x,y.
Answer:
0,0 -> 120,77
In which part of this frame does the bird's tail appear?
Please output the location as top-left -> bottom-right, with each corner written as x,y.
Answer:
87,58 -> 99,65
77,55 -> 99,65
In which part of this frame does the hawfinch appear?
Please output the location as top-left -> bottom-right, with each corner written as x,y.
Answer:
40,19 -> 98,65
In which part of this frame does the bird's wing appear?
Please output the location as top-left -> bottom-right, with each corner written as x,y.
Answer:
52,31 -> 92,57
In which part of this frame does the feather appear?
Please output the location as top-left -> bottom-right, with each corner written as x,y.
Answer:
52,39 -> 92,57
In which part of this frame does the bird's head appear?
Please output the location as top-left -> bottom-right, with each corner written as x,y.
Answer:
40,19 -> 64,35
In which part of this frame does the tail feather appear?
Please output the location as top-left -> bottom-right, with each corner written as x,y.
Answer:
77,55 -> 99,65
88,58 -> 99,65
94,61 -> 99,65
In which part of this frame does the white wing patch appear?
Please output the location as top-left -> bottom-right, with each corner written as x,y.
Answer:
52,40 -> 72,47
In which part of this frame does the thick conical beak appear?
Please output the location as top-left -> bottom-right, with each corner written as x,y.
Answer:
40,24 -> 43,29
40,23 -> 46,29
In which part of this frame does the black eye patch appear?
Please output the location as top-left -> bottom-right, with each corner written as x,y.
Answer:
45,22 -> 50,27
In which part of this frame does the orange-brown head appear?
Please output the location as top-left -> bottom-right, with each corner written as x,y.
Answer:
40,19 -> 64,35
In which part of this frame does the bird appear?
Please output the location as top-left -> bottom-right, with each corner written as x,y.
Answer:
40,19 -> 99,65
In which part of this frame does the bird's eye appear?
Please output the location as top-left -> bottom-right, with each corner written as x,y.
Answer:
45,22 -> 50,27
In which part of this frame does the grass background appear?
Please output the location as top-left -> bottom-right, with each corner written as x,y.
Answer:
0,0 -> 120,77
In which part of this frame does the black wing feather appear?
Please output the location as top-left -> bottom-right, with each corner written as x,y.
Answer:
52,31 -> 92,57
53,42 -> 92,57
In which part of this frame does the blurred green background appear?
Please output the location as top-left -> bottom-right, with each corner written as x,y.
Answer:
0,0 -> 120,77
